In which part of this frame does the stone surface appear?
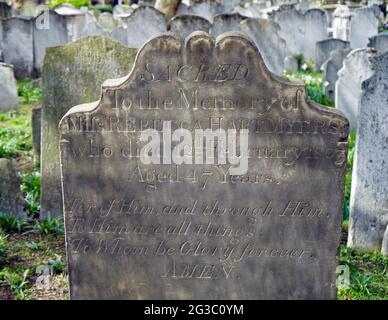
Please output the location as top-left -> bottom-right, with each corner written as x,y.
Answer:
315,38 -> 350,72
368,33 -> 388,53
40,36 -> 137,218
1,17 -> 34,78
349,7 -> 379,49
284,55 -> 298,73
0,158 -> 24,217
348,51 -> 388,253
210,13 -> 246,38
168,14 -> 211,39
335,48 -> 377,131
59,32 -> 348,299
273,7 -> 328,61
179,0 -> 240,22
332,5 -> 352,42
33,10 -> 69,77
0,2 -> 11,18
126,6 -> 167,48
240,18 -> 288,75
382,225 -> 388,256
97,12 -> 117,32
322,48 -> 351,102
32,105 -> 41,164
0,62 -> 18,112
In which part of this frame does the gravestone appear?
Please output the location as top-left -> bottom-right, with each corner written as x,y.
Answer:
59,32 -> 349,299
322,48 -> 351,102
382,226 -> 388,256
240,18 -> 288,75
315,38 -> 350,71
33,11 -> 69,77
32,105 -> 41,164
273,7 -> 328,61
284,55 -> 298,73
0,2 -> 11,18
368,33 -> 388,53
40,36 -> 137,218
168,15 -> 211,39
1,17 -> 34,78
332,5 -> 352,42
210,13 -> 246,38
349,7 -> 378,49
335,48 -> 377,131
55,5 -> 87,42
348,51 -> 388,254
97,12 -> 117,32
126,6 -> 167,48
0,158 -> 24,217
0,63 -> 18,111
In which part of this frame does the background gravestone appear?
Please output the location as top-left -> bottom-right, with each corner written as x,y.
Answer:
315,38 -> 350,71
126,6 -> 167,48
0,62 -> 18,111
349,7 -> 379,49
2,17 -> 34,79
322,48 -> 351,102
210,13 -> 246,37
60,32 -> 348,299
168,15 -> 211,39
32,105 -> 41,165
40,36 -> 137,218
335,48 -> 377,131
348,51 -> 388,255
0,158 -> 25,217
368,33 -> 388,53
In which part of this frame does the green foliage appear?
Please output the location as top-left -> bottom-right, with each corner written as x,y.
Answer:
338,246 -> 388,300
0,268 -> 30,300
344,131 -> 356,219
48,0 -> 91,9
0,126 -> 32,158
20,171 -> 41,217
284,70 -> 334,107
25,241 -> 42,251
293,53 -> 304,71
0,230 -> 8,266
17,79 -> 42,104
46,255 -> 66,274
0,213 -> 29,233
34,214 -> 64,236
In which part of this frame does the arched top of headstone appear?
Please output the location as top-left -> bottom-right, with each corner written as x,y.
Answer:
59,32 -> 348,138
363,50 -> 388,87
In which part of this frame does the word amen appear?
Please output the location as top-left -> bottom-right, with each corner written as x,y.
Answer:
140,121 -> 249,175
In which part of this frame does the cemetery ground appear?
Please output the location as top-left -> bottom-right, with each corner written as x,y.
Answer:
0,76 -> 386,300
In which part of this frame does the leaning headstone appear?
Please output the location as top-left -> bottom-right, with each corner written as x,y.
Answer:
335,48 -> 377,131
273,7 -> 328,61
1,17 -> 34,78
33,11 -> 69,77
168,15 -> 211,39
0,63 -> 18,112
40,36 -> 137,218
315,38 -> 350,71
322,48 -> 351,101
240,18 -> 288,75
32,105 -> 41,164
368,33 -> 388,53
332,5 -> 352,42
210,13 -> 246,38
348,51 -> 388,253
59,32 -> 349,299
126,6 -> 167,48
0,158 -> 24,217
349,7 -> 378,49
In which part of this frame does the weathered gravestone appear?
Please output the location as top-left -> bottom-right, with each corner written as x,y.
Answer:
348,51 -> 388,255
168,15 -> 211,39
322,48 -> 351,102
32,105 -> 41,164
315,38 -> 350,72
59,32 -> 349,299
40,37 -> 137,218
210,13 -> 246,38
349,7 -> 378,49
0,158 -> 24,217
331,5 -> 352,42
335,48 -> 377,131
126,6 -> 167,48
368,33 -> 388,53
1,17 -> 34,78
0,62 -> 18,111
272,7 -> 328,62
